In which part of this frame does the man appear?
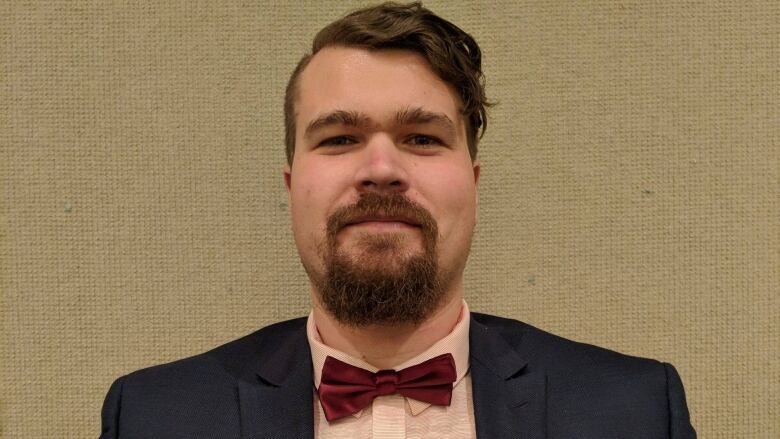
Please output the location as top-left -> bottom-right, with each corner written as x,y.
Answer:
101,2 -> 696,438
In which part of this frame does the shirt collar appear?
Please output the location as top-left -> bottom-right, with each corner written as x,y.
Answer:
307,300 -> 471,417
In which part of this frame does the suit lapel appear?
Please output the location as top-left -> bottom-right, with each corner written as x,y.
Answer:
470,316 -> 547,439
238,323 -> 314,439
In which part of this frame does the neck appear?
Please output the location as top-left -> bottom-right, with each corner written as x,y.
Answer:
312,288 -> 464,370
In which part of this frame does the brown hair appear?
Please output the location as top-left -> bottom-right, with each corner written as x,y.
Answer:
284,1 -> 490,164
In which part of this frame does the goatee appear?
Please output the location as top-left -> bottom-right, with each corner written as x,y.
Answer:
313,192 -> 445,327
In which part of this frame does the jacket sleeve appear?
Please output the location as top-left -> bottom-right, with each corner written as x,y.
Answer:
100,376 -> 125,439
664,363 -> 697,438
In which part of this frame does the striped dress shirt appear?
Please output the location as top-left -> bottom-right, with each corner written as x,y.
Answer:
307,301 -> 477,439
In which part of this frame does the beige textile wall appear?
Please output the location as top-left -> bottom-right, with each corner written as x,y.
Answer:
2,1 -> 778,437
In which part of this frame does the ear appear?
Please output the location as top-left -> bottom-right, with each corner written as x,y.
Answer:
472,160 -> 480,220
283,163 -> 292,194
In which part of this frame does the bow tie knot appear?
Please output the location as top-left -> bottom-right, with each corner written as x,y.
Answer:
318,353 -> 457,422
374,370 -> 400,396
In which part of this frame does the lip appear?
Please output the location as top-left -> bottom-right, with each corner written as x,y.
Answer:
345,216 -> 421,228
345,221 -> 418,232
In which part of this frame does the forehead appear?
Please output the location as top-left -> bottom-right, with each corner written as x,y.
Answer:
295,46 -> 464,131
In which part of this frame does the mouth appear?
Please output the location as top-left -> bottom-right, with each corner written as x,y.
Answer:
343,215 -> 421,230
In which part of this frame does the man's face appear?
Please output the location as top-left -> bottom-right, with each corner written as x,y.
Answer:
285,46 -> 479,325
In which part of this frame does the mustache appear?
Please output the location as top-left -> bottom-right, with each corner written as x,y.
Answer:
326,192 -> 437,241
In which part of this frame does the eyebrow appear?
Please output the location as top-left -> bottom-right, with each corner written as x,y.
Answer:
303,107 -> 457,140
304,110 -> 371,138
396,107 -> 457,139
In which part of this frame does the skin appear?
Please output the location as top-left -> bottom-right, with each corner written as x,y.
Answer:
284,46 -> 480,369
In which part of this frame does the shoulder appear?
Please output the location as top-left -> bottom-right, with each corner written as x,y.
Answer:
471,312 -> 672,395
472,312 -> 664,370
100,317 -> 309,438
118,316 -> 308,388
470,313 -> 696,437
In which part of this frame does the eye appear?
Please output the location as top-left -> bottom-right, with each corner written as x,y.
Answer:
319,136 -> 357,147
406,134 -> 443,147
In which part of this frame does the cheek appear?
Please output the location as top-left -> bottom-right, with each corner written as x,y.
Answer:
422,169 -> 477,237
443,192 -> 477,238
289,163 -> 346,240
442,163 -> 477,205
289,179 -> 320,245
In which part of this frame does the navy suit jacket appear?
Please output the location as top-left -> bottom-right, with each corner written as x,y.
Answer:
101,313 -> 696,438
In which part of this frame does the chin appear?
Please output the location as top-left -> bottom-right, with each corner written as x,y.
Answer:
347,233 -> 423,257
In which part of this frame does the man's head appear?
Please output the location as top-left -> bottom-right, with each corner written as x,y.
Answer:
284,2 -> 489,165
283,2 -> 488,327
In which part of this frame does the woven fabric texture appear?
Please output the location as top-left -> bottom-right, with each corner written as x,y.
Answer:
2,1 -> 778,437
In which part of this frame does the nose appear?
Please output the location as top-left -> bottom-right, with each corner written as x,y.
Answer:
353,135 -> 410,193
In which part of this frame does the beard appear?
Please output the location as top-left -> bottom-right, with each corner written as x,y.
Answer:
312,192 -> 447,327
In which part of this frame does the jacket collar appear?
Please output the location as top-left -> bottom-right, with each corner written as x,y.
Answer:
238,319 -> 314,439
470,315 -> 547,439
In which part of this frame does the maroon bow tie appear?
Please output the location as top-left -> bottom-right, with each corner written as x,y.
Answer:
318,353 -> 457,422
